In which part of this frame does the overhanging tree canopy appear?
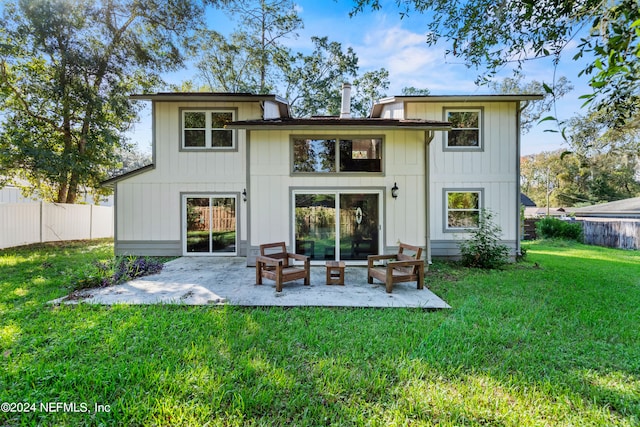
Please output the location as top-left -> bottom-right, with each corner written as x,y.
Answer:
351,0 -> 640,129
0,0 -> 214,203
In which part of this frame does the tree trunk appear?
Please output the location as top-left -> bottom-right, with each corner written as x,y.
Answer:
57,181 -> 68,204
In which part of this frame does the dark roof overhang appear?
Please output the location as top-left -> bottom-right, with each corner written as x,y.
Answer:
371,94 -> 545,117
129,92 -> 291,118
225,117 -> 451,131
101,164 -> 155,188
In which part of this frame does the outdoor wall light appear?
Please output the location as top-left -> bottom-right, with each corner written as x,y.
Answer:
242,188 -> 247,202
391,182 -> 399,199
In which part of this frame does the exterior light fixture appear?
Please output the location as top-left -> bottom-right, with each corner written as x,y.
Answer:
391,182 -> 399,199
242,188 -> 247,202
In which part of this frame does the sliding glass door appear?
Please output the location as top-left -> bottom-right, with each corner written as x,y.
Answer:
339,193 -> 379,260
294,190 -> 381,262
183,195 -> 237,255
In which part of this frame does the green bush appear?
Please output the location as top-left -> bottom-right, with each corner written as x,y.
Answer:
536,217 -> 583,242
459,209 -> 511,269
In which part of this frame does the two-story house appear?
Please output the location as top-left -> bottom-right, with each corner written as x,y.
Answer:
103,85 -> 541,264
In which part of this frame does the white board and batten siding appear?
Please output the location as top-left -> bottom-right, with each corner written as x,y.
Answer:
114,101 -> 258,255
248,128 -> 427,252
404,101 -> 520,257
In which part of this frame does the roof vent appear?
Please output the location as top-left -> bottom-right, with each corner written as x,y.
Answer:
340,82 -> 351,119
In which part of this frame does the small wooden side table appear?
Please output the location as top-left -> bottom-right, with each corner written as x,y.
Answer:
325,261 -> 346,285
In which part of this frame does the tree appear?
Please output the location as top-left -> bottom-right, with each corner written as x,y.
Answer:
192,31 -> 264,93
192,2 -> 389,118
193,0 -> 302,94
281,36 -> 360,117
0,0 -> 212,203
489,75 -> 574,133
401,87 -> 431,96
352,69 -> 390,117
350,0 -> 640,131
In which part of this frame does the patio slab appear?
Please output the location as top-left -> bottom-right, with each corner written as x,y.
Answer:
52,257 -> 450,309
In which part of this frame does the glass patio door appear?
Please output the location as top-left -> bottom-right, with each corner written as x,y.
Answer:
184,195 -> 237,255
294,191 -> 380,262
339,193 -> 379,260
294,194 -> 336,261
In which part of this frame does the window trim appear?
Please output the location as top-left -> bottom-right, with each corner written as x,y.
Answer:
179,107 -> 238,151
442,107 -> 484,152
443,188 -> 484,232
290,135 -> 384,176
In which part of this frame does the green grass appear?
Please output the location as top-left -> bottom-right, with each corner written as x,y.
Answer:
1,239 -> 639,426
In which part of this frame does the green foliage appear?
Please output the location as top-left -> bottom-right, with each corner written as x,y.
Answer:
520,111 -> 640,207
71,254 -> 165,290
352,69 -> 390,117
282,36 -> 360,117
351,0 -> 640,132
2,240 -> 640,425
401,86 -> 431,96
0,0 -> 208,203
458,209 -> 510,269
191,1 -> 391,118
190,0 -> 303,94
536,217 -> 584,242
489,75 -> 574,133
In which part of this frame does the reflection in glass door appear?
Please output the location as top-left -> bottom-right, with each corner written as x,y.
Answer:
184,195 -> 237,255
294,191 -> 380,262
340,193 -> 379,260
294,194 -> 336,261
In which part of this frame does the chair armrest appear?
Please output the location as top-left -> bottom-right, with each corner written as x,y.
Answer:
287,253 -> 309,263
256,256 -> 284,267
387,259 -> 424,271
367,254 -> 397,268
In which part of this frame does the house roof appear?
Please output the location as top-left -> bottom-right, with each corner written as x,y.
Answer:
371,94 -> 545,118
569,197 -> 640,218
130,92 -> 289,103
225,117 -> 451,131
130,92 -> 291,117
101,164 -> 155,188
520,193 -> 537,207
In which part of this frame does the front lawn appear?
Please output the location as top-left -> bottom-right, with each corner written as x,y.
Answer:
0,239 -> 638,426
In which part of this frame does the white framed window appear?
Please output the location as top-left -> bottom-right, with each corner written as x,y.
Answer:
444,189 -> 483,231
443,108 -> 483,150
181,109 -> 236,150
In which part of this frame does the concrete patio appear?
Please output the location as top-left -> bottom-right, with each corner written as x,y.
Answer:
54,257 -> 450,308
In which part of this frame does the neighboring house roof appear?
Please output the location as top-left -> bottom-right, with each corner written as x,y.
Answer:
371,94 -> 544,118
101,164 -> 155,188
524,207 -> 567,218
520,193 -> 537,207
226,117 -> 451,131
130,92 -> 291,118
569,197 -> 640,219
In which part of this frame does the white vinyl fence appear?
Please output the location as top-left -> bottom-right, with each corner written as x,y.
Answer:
0,202 -> 113,249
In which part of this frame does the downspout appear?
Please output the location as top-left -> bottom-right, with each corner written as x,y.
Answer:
424,130 -> 435,265
515,102 -> 522,257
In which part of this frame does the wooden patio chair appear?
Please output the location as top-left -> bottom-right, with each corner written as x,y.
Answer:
367,242 -> 425,293
256,242 -> 310,292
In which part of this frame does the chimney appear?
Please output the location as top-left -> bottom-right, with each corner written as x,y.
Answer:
340,82 -> 351,119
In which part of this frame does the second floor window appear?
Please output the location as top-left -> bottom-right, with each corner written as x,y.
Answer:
292,137 -> 383,173
182,110 -> 235,149
444,108 -> 482,150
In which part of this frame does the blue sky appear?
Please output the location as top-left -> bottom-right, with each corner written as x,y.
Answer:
132,0 -> 594,156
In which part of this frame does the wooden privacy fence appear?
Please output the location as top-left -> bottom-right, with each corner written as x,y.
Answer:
0,202 -> 113,249
582,219 -> 640,250
191,206 -> 236,232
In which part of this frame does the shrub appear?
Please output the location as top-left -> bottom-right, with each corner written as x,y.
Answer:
536,217 -> 583,242
459,209 -> 511,269
71,255 -> 164,290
